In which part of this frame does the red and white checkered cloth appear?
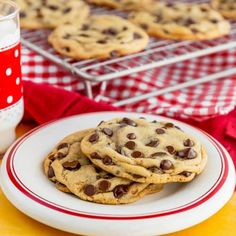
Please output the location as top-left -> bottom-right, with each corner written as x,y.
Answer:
21,47 -> 236,121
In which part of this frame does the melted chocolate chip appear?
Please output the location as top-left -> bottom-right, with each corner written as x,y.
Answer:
63,7 -> 71,14
166,146 -> 175,155
160,160 -> 173,170
120,118 -> 137,127
48,166 -> 55,178
183,139 -> 194,147
146,140 -> 159,147
127,133 -> 136,140
177,148 -> 197,159
113,185 -> 129,198
151,152 -> 167,157
131,151 -> 143,158
102,28 -> 117,36
98,180 -> 111,191
133,32 -> 142,39
84,184 -> 96,196
20,11 -> 26,18
164,123 -> 174,128
102,156 -> 113,165
156,128 -> 165,134
125,141 -> 136,150
88,133 -> 99,143
102,128 -> 113,137
62,161 -> 81,170
140,23 -> 148,30
56,152 -> 67,159
90,152 -> 101,159
180,171 -> 192,177
48,5 -> 58,10
57,143 -> 69,150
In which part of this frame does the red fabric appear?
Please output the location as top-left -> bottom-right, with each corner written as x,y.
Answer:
22,81 -> 236,167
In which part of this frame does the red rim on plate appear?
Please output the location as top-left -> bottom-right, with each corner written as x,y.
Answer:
4,115 -> 229,220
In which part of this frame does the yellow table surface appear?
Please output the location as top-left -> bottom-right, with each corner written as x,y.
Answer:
0,123 -> 235,236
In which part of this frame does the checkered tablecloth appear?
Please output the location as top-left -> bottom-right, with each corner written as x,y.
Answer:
21,46 -> 236,121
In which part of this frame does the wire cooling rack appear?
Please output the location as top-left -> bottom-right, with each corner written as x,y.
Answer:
21,1 -> 236,104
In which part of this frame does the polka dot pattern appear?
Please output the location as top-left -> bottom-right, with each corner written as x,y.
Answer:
0,43 -> 22,110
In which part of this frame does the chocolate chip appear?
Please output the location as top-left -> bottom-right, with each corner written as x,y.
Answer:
160,160 -> 173,170
133,174 -> 143,178
97,39 -> 107,44
81,24 -> 89,30
84,184 -> 96,196
140,23 -> 148,30
148,166 -> 160,173
164,123 -> 174,128
63,7 -> 71,14
125,141 -> 136,150
88,133 -> 99,143
90,152 -> 101,159
110,50 -> 118,57
63,47 -> 70,52
183,139 -> 194,147
166,146 -> 175,155
57,143 -> 69,150
102,155 -> 113,165
131,151 -> 143,158
146,140 -> 159,147
156,128 -> 165,134
79,34 -> 89,37
103,173 -> 113,179
48,5 -> 58,10
113,185 -> 129,198
200,7 -> 208,12
151,152 -> 167,157
62,161 -> 81,170
127,133 -> 136,140
123,26 -> 128,31
102,128 -> 113,137
180,171 -> 192,177
102,28 -> 117,35
120,118 -> 137,127
48,166 -> 55,178
152,120 -> 157,123
211,19 -> 218,24
177,148 -> 197,159
98,180 -> 111,191
20,11 -> 26,18
184,18 -> 196,26
133,33 -> 142,39
56,152 -> 67,159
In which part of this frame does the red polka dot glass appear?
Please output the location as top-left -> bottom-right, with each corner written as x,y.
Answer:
0,0 -> 23,154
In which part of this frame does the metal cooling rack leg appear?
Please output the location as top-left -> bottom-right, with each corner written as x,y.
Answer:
112,68 -> 236,107
84,81 -> 93,99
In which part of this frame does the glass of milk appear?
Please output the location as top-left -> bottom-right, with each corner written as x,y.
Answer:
0,0 -> 23,154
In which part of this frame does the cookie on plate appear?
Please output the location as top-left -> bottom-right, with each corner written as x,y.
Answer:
17,0 -> 90,29
81,118 -> 208,184
212,0 -> 236,20
44,129 -> 163,205
86,0 -> 149,11
48,15 -> 149,59
128,2 -> 231,40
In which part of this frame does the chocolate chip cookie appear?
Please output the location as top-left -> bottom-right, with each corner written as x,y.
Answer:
212,0 -> 236,20
81,118 -> 207,184
17,0 -> 90,29
48,15 -> 149,59
86,0 -> 148,11
44,129 -> 163,204
128,2 -> 231,40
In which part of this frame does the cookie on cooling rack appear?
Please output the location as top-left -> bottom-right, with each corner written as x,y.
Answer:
17,0 -> 90,29
128,2 -> 231,40
81,118 -> 207,184
86,0 -> 149,11
212,0 -> 236,20
48,15 -> 149,59
44,129 -> 163,205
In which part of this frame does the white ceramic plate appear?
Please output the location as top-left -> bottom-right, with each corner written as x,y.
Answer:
0,112 -> 235,236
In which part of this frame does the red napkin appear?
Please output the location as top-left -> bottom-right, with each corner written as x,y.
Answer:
23,81 -> 236,167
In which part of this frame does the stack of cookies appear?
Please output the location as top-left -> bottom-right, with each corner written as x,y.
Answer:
17,0 -> 233,59
44,117 -> 207,205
